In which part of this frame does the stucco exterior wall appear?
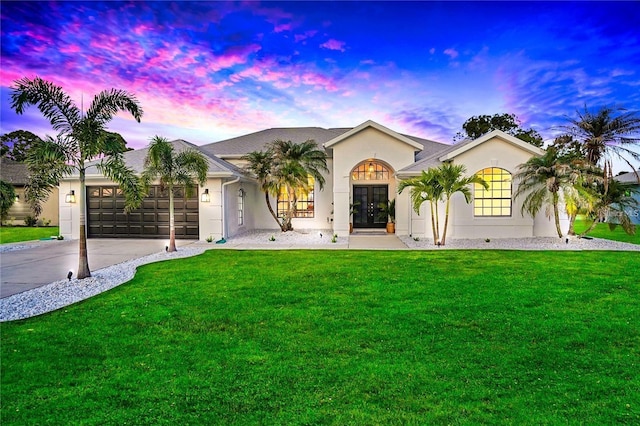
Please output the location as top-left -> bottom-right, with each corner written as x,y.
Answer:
330,127 -> 418,236
6,187 -> 59,226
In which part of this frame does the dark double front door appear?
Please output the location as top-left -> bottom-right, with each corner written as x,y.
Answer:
353,185 -> 388,228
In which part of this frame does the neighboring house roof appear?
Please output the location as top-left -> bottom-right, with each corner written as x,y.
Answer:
202,127 -> 351,158
81,139 -> 245,178
0,158 -> 29,185
615,172 -> 640,185
398,130 -> 545,175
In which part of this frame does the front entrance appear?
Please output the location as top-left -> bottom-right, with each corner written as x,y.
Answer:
353,185 -> 388,228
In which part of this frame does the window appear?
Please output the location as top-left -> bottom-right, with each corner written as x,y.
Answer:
238,189 -> 244,226
351,161 -> 390,181
474,168 -> 512,217
277,176 -> 315,218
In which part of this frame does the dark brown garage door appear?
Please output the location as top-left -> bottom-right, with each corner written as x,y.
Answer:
87,185 -> 198,239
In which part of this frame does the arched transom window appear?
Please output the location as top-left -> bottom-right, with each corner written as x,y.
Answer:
474,167 -> 512,217
351,161 -> 390,181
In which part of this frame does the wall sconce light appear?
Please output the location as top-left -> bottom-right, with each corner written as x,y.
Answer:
65,190 -> 76,203
201,188 -> 210,202
15,194 -> 19,202
368,162 -> 375,173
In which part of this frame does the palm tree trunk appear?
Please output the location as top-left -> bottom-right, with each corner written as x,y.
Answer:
441,196 -> 451,245
579,217 -> 599,237
567,212 -> 577,236
77,168 -> 91,279
429,200 -> 438,245
264,191 -> 285,232
434,201 -> 440,244
553,194 -> 563,238
168,186 -> 177,252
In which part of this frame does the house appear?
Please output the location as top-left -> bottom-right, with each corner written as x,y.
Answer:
1,157 -> 59,226
614,172 -> 640,225
58,120 -> 561,241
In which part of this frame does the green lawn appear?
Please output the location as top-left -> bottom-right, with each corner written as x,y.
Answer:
2,250 -> 639,425
0,226 -> 60,244
574,217 -> 639,245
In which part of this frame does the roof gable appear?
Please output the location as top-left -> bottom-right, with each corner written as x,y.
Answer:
323,120 -> 424,151
438,129 -> 544,161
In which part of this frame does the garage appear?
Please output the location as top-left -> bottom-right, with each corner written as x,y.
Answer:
87,185 -> 199,239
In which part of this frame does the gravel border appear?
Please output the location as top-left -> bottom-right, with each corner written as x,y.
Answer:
2,232 -> 637,322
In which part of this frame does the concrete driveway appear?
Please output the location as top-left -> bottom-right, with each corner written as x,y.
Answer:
0,239 -> 196,298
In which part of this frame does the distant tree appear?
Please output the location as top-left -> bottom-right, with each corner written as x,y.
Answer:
141,136 -> 208,252
454,113 -> 544,147
0,180 -> 17,225
0,130 -> 43,162
10,76 -> 144,279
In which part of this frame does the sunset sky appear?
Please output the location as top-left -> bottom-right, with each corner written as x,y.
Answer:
1,1 -> 639,168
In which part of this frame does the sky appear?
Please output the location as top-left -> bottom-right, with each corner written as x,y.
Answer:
1,1 -> 639,170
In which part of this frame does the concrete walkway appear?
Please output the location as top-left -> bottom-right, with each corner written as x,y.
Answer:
348,232 -> 408,249
0,239 -> 195,298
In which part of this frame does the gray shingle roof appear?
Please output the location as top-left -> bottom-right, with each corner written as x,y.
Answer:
0,158 -> 30,185
398,138 -> 473,174
84,139 -> 244,177
202,127 -> 352,158
615,172 -> 640,184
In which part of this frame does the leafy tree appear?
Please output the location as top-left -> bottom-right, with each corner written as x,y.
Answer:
141,136 -> 208,252
0,130 -> 43,162
243,139 -> 328,232
454,113 -> 544,147
436,163 -> 488,245
514,148 -> 580,238
10,76 -> 144,279
0,180 -> 17,225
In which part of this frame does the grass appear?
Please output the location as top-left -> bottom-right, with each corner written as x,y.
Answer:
2,250 -> 639,425
574,216 -> 639,245
0,226 -> 60,244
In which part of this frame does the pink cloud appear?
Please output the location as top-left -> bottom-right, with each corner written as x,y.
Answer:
444,48 -> 459,59
320,39 -> 346,52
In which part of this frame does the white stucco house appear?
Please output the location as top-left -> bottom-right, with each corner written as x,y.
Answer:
58,120 -> 561,241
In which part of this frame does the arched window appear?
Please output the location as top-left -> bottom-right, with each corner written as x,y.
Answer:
351,161 -> 390,181
474,168 -> 512,217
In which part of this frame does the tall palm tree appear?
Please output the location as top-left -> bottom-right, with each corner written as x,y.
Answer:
436,163 -> 488,245
398,168 -> 443,245
514,148 -> 580,238
10,76 -> 143,279
141,136 -> 208,252
243,139 -> 328,232
564,106 -> 640,177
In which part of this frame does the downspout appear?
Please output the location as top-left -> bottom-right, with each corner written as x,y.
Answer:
221,177 -> 241,239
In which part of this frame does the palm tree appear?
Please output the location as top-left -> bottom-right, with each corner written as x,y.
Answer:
564,106 -> 640,176
243,139 -> 328,232
10,76 -> 143,279
436,163 -> 488,245
242,150 -> 283,231
514,148 -> 580,238
579,179 -> 638,237
141,136 -> 208,252
398,168 -> 443,245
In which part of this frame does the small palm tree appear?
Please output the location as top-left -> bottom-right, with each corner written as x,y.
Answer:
243,139 -> 328,232
142,136 -> 208,252
579,179 -> 638,237
436,163 -> 488,245
10,76 -> 143,279
514,148 -> 580,238
398,168 -> 443,245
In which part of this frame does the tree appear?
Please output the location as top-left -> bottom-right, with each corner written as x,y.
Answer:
0,180 -> 17,225
141,136 -> 208,252
10,76 -> 144,279
454,113 -> 544,147
243,139 -> 328,232
514,148 -> 580,238
436,163 -> 488,245
0,130 -> 43,162
579,178 -> 638,237
398,169 -> 443,245
562,105 -> 640,178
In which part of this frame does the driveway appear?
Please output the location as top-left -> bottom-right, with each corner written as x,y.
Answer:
0,239 -> 196,298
